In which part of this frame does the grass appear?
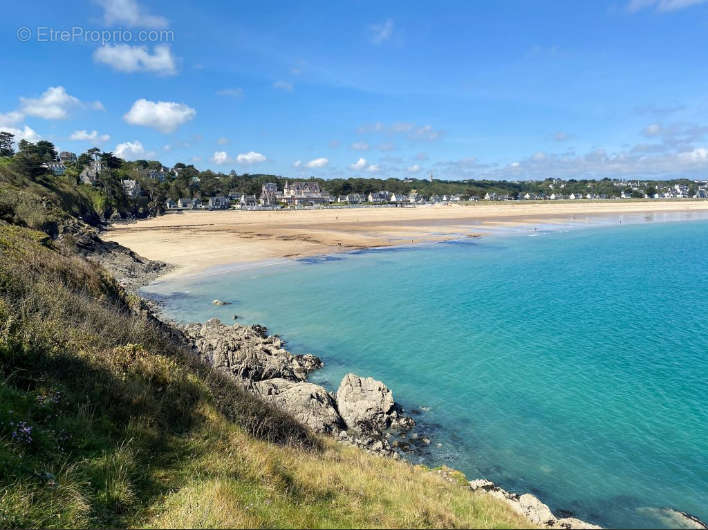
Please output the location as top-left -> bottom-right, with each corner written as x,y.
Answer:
0,178 -> 533,528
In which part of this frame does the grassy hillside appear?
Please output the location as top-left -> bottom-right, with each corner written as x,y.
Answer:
0,175 -> 531,528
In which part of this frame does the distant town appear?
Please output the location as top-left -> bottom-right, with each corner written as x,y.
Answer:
1,134 -> 707,221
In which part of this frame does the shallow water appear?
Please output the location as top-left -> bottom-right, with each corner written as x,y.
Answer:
143,213 -> 708,528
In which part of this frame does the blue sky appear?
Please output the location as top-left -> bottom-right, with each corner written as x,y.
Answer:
2,0 -> 708,180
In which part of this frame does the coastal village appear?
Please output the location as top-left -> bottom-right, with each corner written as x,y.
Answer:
38,148 -> 708,213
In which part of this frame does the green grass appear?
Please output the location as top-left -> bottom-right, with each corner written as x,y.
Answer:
0,173 -> 532,528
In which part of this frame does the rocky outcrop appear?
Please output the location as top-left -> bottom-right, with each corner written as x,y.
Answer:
253,378 -> 344,434
336,373 -> 415,433
468,479 -> 601,529
181,318 -> 322,382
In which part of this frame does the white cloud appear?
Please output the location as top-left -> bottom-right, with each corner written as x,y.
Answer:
212,151 -> 229,165
293,160 -> 302,168
0,111 -> 24,127
216,88 -> 244,97
96,0 -> 168,28
351,141 -> 369,151
554,131 -> 570,142
237,151 -> 266,164
217,137 -> 229,145
20,86 -> 100,120
369,19 -> 394,44
305,157 -> 328,168
123,99 -> 196,133
407,164 -> 421,173
93,44 -> 177,75
350,157 -> 367,170
357,121 -> 443,141
0,125 -> 39,143
70,130 -> 110,142
679,147 -> 708,161
627,0 -> 708,11
115,140 -> 146,160
367,163 -> 380,172
273,80 -> 294,92
644,123 -> 662,136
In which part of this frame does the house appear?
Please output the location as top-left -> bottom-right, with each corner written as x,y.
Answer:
121,179 -> 142,199
260,183 -> 281,206
281,181 -> 329,206
208,196 -> 230,209
239,195 -> 258,209
429,194 -> 442,203
80,159 -> 103,185
368,191 -> 391,203
59,151 -> 77,164
165,198 -> 177,209
147,168 -> 167,182
178,198 -> 201,209
389,192 -> 408,203
228,190 -> 243,201
345,193 -> 365,204
42,161 -> 66,176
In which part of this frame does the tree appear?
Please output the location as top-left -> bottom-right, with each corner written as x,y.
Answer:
0,131 -> 15,157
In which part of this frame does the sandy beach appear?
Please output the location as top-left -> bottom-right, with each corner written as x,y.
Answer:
104,200 -> 708,278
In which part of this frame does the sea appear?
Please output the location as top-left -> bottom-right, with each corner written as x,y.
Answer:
142,211 -> 708,529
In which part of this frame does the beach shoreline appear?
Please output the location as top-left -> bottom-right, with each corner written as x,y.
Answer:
104,200 -> 708,280
105,202 -> 708,530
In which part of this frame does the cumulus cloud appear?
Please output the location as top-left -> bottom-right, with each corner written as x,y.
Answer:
305,157 -> 328,168
93,44 -> 177,75
350,157 -> 367,170
216,88 -> 244,97
293,160 -> 302,168
20,86 -> 102,120
366,163 -> 380,172
95,0 -> 168,28
369,19 -> 394,44
0,111 -> 24,127
407,164 -> 421,173
70,129 -> 110,142
273,80 -> 294,92
0,125 -> 40,143
627,0 -> 708,11
115,140 -> 147,160
237,151 -> 266,164
212,151 -> 228,165
123,99 -> 196,133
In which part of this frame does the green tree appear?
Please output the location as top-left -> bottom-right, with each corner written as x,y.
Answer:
0,131 -> 15,157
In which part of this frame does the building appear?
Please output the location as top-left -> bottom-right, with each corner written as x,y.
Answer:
281,181 -> 330,206
178,198 -> 201,209
165,198 -> 177,209
389,192 -> 408,203
239,195 -> 258,209
208,196 -> 230,209
121,179 -> 142,199
42,161 -> 66,176
345,193 -> 365,204
79,159 -> 103,185
59,151 -> 77,164
368,191 -> 391,203
260,183 -> 281,206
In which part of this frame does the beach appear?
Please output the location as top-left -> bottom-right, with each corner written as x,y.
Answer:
105,200 -> 708,278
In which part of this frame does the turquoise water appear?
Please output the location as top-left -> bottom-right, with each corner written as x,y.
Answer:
143,215 -> 708,528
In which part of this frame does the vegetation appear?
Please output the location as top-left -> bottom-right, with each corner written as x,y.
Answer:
0,166 -> 531,527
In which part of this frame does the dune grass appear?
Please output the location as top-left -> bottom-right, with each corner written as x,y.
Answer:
0,221 -> 531,528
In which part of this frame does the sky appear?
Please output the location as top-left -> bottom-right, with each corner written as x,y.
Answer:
2,0 -> 708,180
